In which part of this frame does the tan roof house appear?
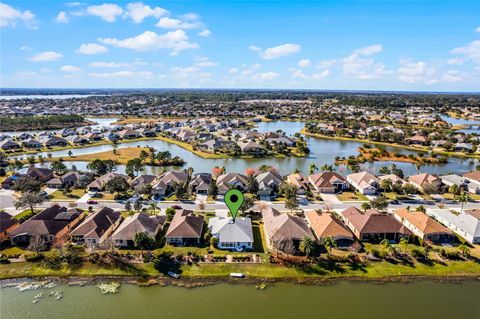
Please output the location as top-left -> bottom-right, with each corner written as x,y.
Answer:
286,173 -> 309,194
262,207 -> 313,253
408,173 -> 440,192
305,210 -> 354,247
393,208 -> 454,244
346,171 -> 380,195
339,207 -> 411,242
111,213 -> 166,247
308,172 -> 349,194
165,210 -> 204,245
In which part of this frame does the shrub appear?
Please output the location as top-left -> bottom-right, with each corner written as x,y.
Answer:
25,254 -> 44,262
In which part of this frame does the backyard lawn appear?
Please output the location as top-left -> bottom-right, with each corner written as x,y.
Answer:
49,188 -> 86,200
336,192 -> 368,201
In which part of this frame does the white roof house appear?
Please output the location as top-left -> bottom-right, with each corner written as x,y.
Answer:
440,174 -> 480,194
426,209 -> 480,244
208,217 -> 254,251
347,171 -> 380,195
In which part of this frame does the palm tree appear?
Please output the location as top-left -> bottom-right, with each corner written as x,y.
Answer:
149,202 -> 158,215
456,191 -> 470,214
308,163 -> 318,175
457,243 -> 470,257
380,238 -> 396,255
322,236 -> 337,254
299,236 -> 317,257
398,237 -> 409,254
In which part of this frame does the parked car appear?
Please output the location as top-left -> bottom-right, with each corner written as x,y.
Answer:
87,200 -> 98,204
171,205 -> 182,209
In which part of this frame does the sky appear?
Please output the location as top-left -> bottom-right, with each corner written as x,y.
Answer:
1,1 -> 479,91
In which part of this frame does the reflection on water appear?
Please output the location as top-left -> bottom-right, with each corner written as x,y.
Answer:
11,120 -> 478,176
1,281 -> 480,319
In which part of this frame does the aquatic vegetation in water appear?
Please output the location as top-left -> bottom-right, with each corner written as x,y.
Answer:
15,281 -> 56,292
97,282 -> 120,294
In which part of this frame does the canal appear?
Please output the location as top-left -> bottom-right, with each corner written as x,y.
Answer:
1,281 -> 479,319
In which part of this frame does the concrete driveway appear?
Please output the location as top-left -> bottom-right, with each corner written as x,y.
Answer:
319,193 -> 341,204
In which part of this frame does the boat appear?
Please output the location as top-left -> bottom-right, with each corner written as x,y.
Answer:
230,273 -> 245,278
168,271 -> 180,279
256,283 -> 266,290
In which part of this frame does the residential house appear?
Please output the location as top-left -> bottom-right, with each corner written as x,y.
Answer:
394,208 -> 454,244
130,174 -> 157,191
238,141 -> 266,156
346,171 -> 380,195
46,171 -> 80,189
339,207 -> 411,242
256,172 -> 283,198
26,166 -> 54,183
426,209 -> 480,244
262,207 -> 313,252
70,207 -> 122,246
165,210 -> 204,245
208,216 -> 254,251
440,174 -> 480,194
216,173 -> 248,195
189,173 -> 212,195
39,136 -> 68,147
308,172 -> 349,194
111,213 -> 166,247
0,139 -> 21,151
0,211 -> 19,241
9,204 -> 83,246
152,171 -> 188,197
87,172 -> 129,192
463,171 -> 480,183
408,173 -> 441,192
286,173 -> 309,194
379,174 -> 406,187
23,139 -> 43,149
118,129 -> 140,139
305,210 -> 354,248
405,135 -> 429,146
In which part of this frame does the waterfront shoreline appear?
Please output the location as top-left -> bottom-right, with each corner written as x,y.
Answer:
2,273 -> 480,289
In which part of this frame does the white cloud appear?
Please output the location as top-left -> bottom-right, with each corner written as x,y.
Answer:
29,51 -> 63,62
476,26 -> 480,33
442,70 -> 463,82
252,72 -> 279,81
89,70 -> 153,78
0,2 -> 37,29
76,43 -> 108,55
65,2 -> 83,7
55,11 -> 69,23
298,59 -> 311,68
194,57 -> 218,67
20,46 -> 32,51
450,40 -> 480,65
397,59 -> 434,83
124,2 -> 168,23
198,29 -> 211,37
317,59 -> 336,69
229,67 -> 239,74
89,61 -> 124,68
447,58 -> 464,65
312,70 -> 331,80
99,30 -> 198,55
341,44 -> 386,80
60,65 -> 82,72
155,17 -> 203,29
86,3 -> 123,22
251,43 -> 301,60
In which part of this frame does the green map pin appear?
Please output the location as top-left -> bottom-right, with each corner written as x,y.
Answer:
225,189 -> 244,222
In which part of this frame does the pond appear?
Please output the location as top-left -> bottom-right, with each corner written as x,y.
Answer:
1,281 -> 479,319
11,121 -> 478,176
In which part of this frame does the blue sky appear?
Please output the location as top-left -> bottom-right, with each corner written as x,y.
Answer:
1,1 -> 479,91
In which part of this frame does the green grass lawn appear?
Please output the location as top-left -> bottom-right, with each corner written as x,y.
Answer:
336,192 -> 368,201
49,188 -> 86,201
14,209 -> 39,221
442,193 -> 480,201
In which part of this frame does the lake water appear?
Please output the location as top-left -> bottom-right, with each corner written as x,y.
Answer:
11,120 -> 477,176
1,281 -> 479,319
441,114 -> 480,134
